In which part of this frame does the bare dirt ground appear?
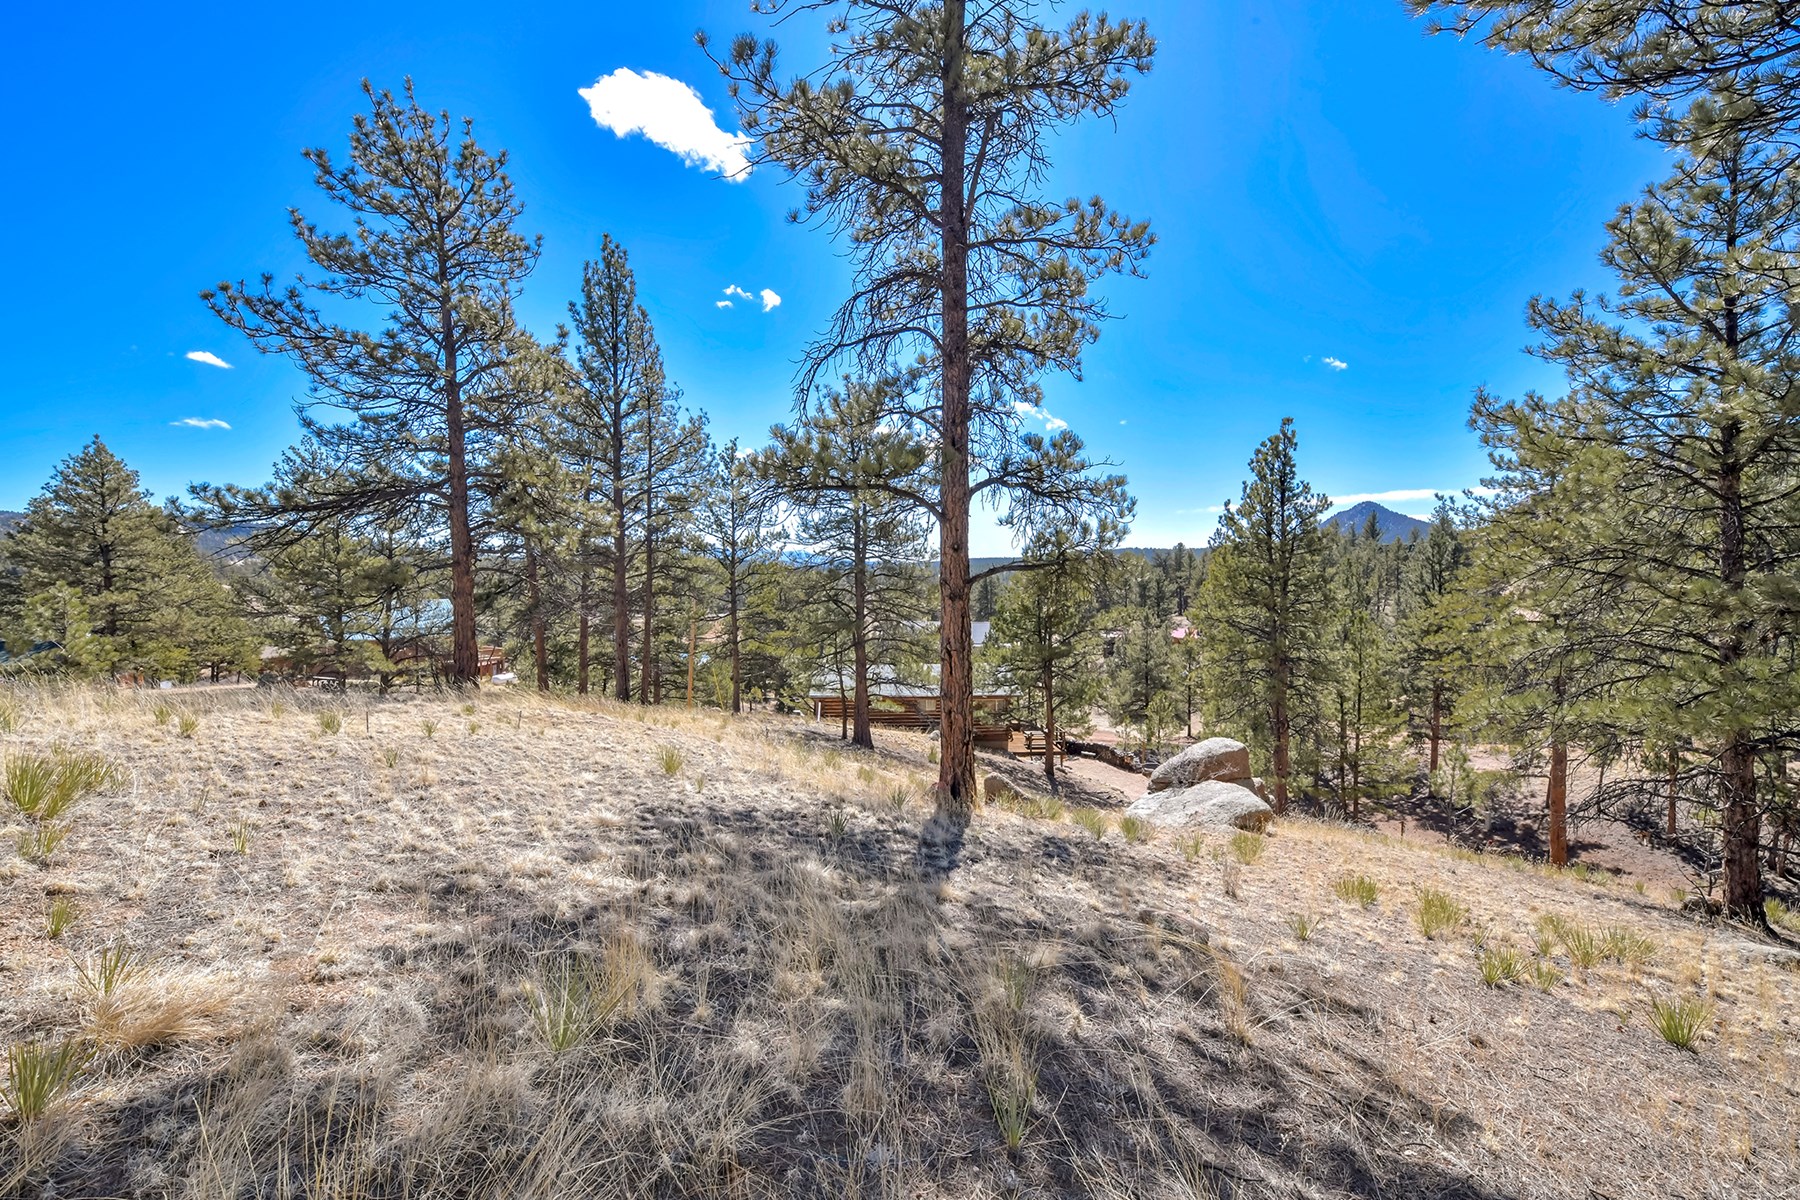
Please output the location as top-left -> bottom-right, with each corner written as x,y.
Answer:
1,685 -> 1798,1199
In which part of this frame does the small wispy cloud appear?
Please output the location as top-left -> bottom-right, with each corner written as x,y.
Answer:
1322,356 -> 1348,371
186,351 -> 232,369
719,284 -> 781,314
1012,400 -> 1068,432
578,69 -> 752,180
172,417 -> 231,430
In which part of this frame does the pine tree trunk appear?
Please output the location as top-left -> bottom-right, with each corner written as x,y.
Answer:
1547,739 -> 1569,867
728,576 -> 742,714
577,611 -> 590,696
1667,748 -> 1679,838
442,324 -> 479,689
611,415 -> 632,703
931,0 -> 976,827
851,546 -> 873,750
1717,415 -> 1764,920
1428,681 -> 1442,774
1271,662 -> 1290,813
527,546 -> 548,692
640,534 -> 656,705
1042,662 -> 1057,787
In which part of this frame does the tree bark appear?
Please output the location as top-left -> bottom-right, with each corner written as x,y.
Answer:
728,573 -> 742,714
1042,660 -> 1057,787
932,0 -> 977,826
1547,739 -> 1569,867
1717,415 -> 1764,920
527,545 -> 548,692
1428,681 -> 1443,774
611,451 -> 632,703
640,533 -> 656,705
577,610 -> 590,695
1667,748 -> 1679,838
442,321 -> 479,688
1271,661 -> 1290,814
851,520 -> 873,749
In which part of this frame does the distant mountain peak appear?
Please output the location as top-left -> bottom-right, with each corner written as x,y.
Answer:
1326,501 -> 1431,544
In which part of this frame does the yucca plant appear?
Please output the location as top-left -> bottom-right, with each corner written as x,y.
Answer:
1415,888 -> 1468,939
1286,912 -> 1320,942
1332,874 -> 1379,909
1477,945 -> 1525,987
659,746 -> 683,776
176,711 -> 199,739
1228,831 -> 1265,864
45,896 -> 77,939
317,711 -> 342,735
1071,808 -> 1109,839
1118,815 -> 1152,844
77,941 -> 151,1000
1649,995 -> 1713,1051
0,696 -> 19,733
2,1037 -> 92,1122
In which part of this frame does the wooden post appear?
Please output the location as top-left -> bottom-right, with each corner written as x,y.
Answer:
687,618 -> 697,709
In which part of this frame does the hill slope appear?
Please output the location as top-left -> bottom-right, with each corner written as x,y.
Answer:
1327,500 -> 1432,542
0,689 -> 1795,1197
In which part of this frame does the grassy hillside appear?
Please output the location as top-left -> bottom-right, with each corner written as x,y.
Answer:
0,687 -> 1796,1198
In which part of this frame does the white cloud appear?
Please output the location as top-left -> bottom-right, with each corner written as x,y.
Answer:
1012,400 -> 1068,432
718,284 -> 780,314
172,417 -> 231,430
1322,356 -> 1348,371
578,69 -> 753,181
186,350 -> 232,369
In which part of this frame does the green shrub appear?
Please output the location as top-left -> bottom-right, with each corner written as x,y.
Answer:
2,1037 -> 92,1122
1071,808 -> 1109,839
1332,874 -> 1379,909
1118,815 -> 1151,844
1228,831 -> 1265,864
1477,945 -> 1525,987
44,896 -> 77,939
1649,995 -> 1712,1051
77,941 -> 151,999
1287,912 -> 1320,942
1600,926 -> 1658,968
1766,898 -> 1800,934
1415,888 -> 1468,939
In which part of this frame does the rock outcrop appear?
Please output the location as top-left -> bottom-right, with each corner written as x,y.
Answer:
1148,737 -> 1252,793
1125,779 -> 1272,833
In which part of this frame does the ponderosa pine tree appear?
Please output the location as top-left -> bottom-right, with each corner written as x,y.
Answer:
1399,498 -> 1470,772
636,393 -> 710,706
766,382 -> 934,748
2,437 -> 248,679
200,80 -> 541,688
1471,92 -> 1800,918
708,0 -> 1151,828
696,438 -> 782,713
986,533 -> 1104,786
565,238 -> 668,702
1197,419 -> 1332,812
1413,1 -> 1800,143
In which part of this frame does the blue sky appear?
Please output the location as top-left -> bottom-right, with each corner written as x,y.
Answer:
3,1 -> 1664,554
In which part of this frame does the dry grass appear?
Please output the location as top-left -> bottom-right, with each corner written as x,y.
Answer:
0,683 -> 1796,1199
